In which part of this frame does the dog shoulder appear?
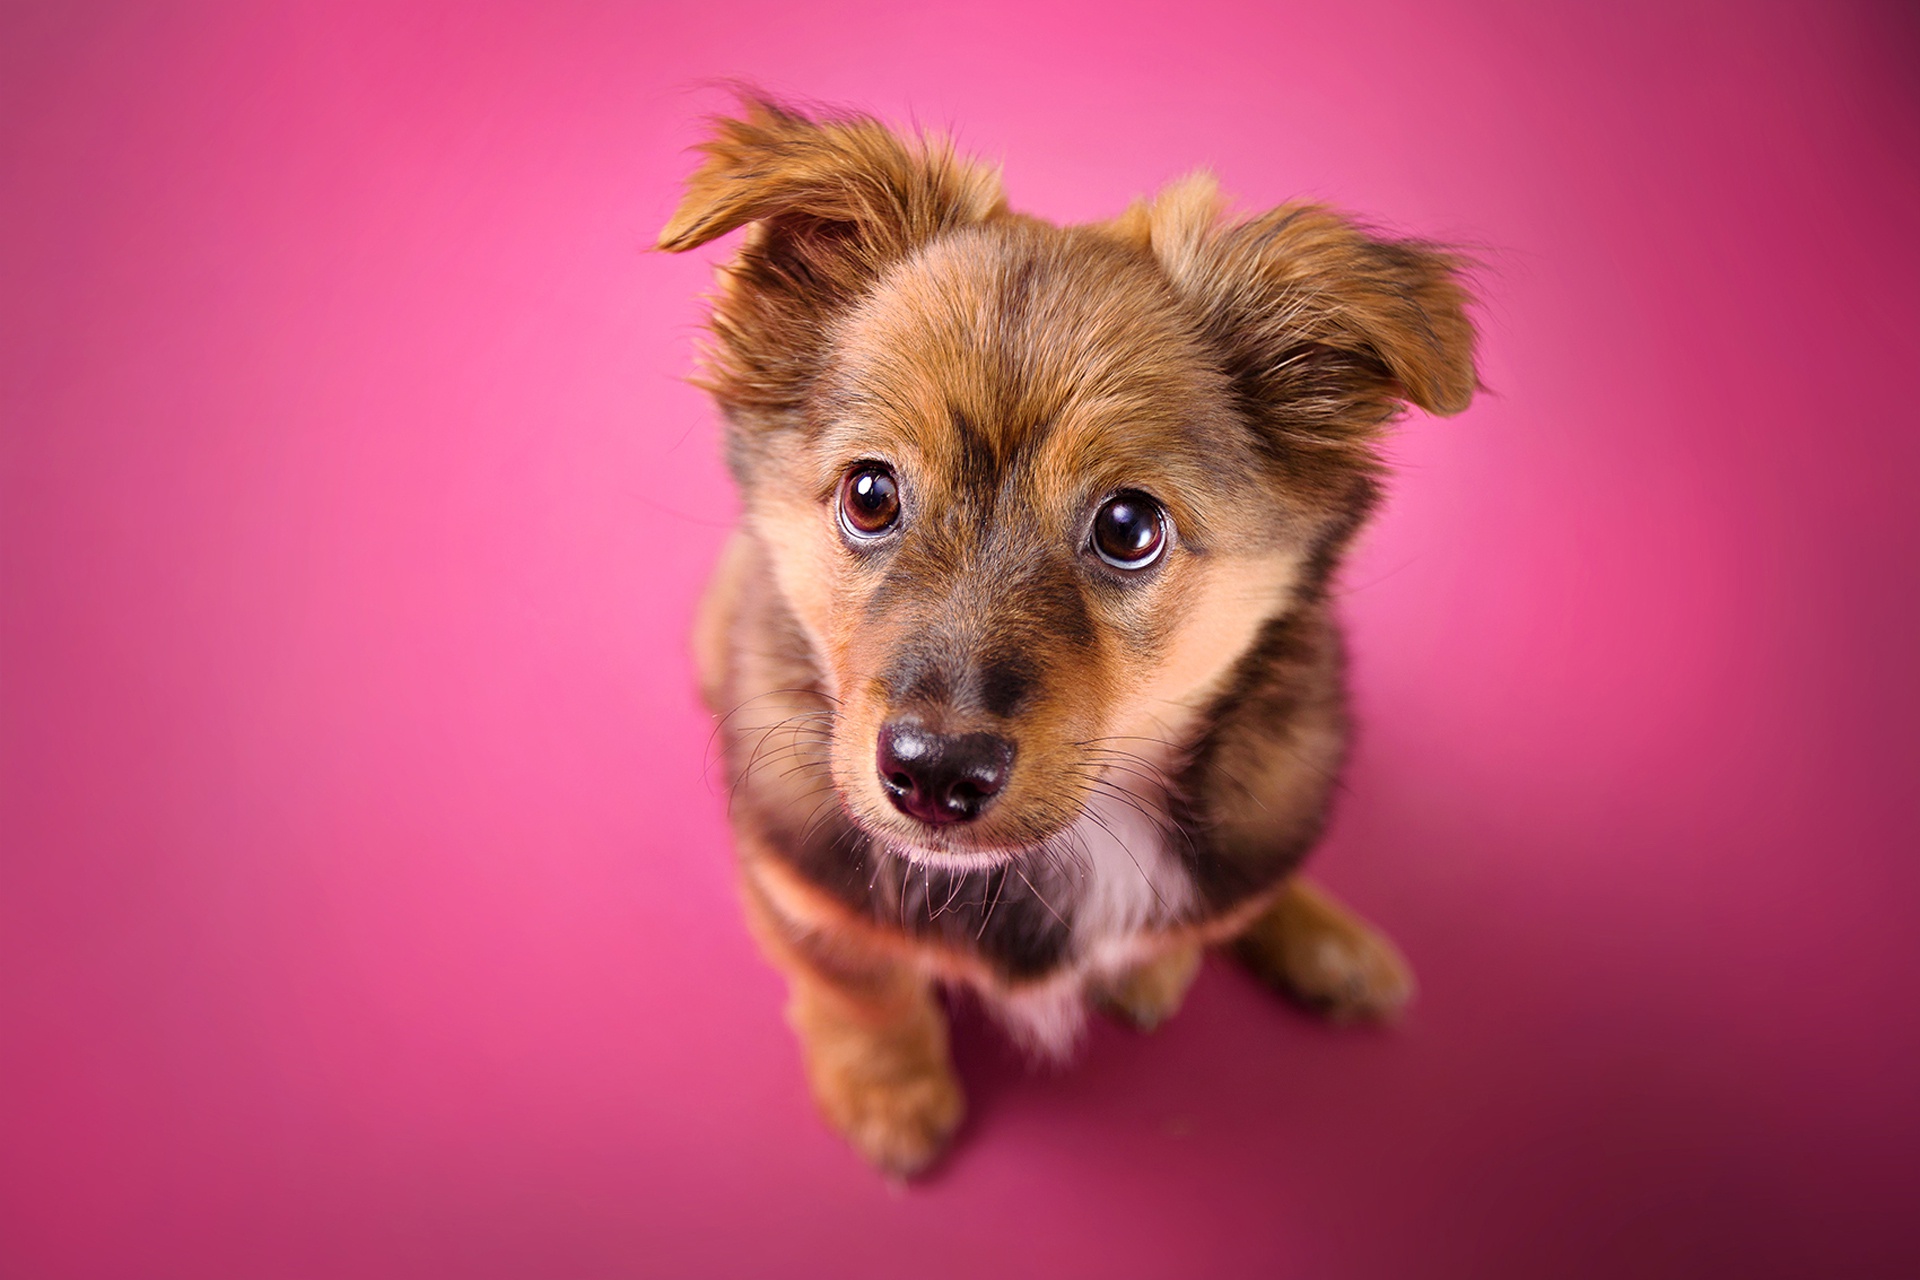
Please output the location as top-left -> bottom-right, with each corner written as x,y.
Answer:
1174,599 -> 1353,909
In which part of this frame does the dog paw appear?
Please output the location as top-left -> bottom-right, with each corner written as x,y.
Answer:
1235,879 -> 1416,1023
1093,945 -> 1203,1032
1275,926 -> 1415,1022
810,1054 -> 964,1179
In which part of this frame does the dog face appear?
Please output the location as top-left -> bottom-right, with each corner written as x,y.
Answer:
661,99 -> 1475,869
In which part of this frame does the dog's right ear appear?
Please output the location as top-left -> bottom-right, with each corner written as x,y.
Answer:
658,96 -> 1005,417
657,96 -> 1004,258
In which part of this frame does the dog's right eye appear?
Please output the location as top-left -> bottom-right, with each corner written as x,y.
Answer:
838,463 -> 901,539
1092,491 -> 1168,571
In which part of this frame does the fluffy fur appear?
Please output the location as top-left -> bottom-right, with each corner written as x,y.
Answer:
661,95 -> 1478,1176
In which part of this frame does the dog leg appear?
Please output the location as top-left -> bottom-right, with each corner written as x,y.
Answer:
1092,943 -> 1203,1031
740,866 -> 963,1178
1233,876 -> 1415,1022
785,966 -> 962,1178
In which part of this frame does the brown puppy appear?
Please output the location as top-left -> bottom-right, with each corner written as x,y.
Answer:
660,96 -> 1477,1177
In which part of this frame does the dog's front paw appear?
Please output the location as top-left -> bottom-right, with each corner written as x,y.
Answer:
788,984 -> 964,1178
1234,878 -> 1415,1023
1093,944 -> 1203,1031
806,1044 -> 964,1179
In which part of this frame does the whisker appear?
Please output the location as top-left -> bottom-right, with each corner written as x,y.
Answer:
706,689 -> 841,770
931,866 -> 970,920
1011,861 -> 1068,931
1071,770 -> 1202,863
1075,797 -> 1170,913
975,867 -> 1010,940
1077,754 -> 1179,801
732,711 -> 836,796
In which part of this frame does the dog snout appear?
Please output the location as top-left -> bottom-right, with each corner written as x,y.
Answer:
876,720 -> 1015,826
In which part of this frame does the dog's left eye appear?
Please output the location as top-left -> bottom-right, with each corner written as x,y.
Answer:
838,462 -> 901,539
1091,491 -> 1168,571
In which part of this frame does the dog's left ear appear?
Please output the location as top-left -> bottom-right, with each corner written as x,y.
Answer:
1109,174 -> 1479,456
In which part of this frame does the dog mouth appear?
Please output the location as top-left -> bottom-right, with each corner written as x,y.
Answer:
844,784 -> 1074,871
868,829 -> 1033,871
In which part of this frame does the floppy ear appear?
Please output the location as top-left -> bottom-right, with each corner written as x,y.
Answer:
657,95 -> 1005,257
1113,174 -> 1478,465
659,96 -> 1006,420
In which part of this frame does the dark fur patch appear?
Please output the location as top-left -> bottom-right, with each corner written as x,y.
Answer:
777,808 -> 1073,981
1170,604 -> 1349,909
976,651 -> 1038,719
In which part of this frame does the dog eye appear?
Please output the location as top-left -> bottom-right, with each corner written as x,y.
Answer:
1091,491 -> 1167,570
838,462 -> 901,538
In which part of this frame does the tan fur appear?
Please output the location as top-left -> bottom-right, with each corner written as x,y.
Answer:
661,94 -> 1476,1175
738,850 -> 961,1177
1105,548 -> 1302,749
1092,943 -> 1204,1031
1234,878 -> 1416,1021
692,530 -> 753,713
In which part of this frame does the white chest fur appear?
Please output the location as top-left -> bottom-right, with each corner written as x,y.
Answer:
983,776 -> 1198,1059
1057,780 -> 1197,960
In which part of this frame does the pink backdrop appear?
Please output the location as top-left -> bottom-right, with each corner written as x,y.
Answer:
4,2 -> 1917,1276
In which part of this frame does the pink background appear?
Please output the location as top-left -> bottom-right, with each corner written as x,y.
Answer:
4,2 -> 1917,1276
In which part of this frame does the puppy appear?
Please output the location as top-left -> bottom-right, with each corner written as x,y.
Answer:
659,96 -> 1477,1176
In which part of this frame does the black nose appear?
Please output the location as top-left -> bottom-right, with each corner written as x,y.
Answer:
876,721 -> 1015,826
